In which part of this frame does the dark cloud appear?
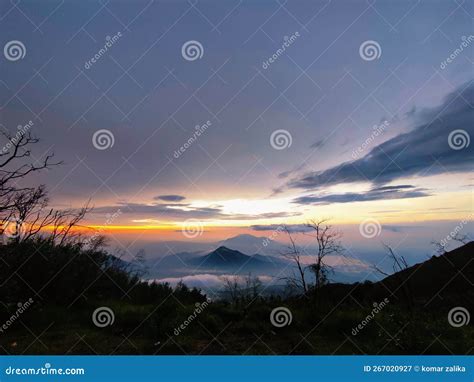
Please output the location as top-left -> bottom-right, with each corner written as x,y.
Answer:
154,195 -> 186,202
251,224 -> 312,233
371,184 -> 416,192
288,81 -> 474,191
92,202 -> 300,221
278,163 -> 307,179
309,139 -> 325,149
293,184 -> 430,205
93,202 -> 223,219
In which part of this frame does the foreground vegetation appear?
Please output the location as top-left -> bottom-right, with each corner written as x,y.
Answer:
0,238 -> 472,355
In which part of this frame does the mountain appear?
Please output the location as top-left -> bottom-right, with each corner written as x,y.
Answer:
377,241 -> 473,302
322,242 -> 474,306
189,246 -> 288,273
217,234 -> 284,256
143,251 -> 205,278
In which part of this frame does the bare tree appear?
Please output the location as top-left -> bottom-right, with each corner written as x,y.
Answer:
452,232 -> 469,245
281,219 -> 344,301
0,128 -> 94,245
244,273 -> 262,300
373,244 -> 413,310
0,129 -> 60,235
304,219 -> 344,290
281,226 -> 308,294
221,276 -> 241,304
431,240 -> 446,256
0,130 -> 59,216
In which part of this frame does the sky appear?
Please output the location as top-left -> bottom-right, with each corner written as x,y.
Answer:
0,0 -> 472,257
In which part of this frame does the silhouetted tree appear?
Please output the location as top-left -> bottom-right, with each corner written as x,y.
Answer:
281,226 -> 308,295
305,219 -> 344,291
373,244 -> 413,310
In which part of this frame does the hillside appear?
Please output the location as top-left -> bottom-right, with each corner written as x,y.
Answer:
376,241 -> 474,305
321,242 -> 474,309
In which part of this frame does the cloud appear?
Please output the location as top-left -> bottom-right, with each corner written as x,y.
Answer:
309,138 -> 326,149
293,184 -> 430,205
153,274 -> 274,288
382,225 -> 412,233
154,194 -> 186,202
93,202 -> 224,220
251,224 -> 313,233
277,163 -> 307,179
287,81 -> 474,191
92,202 -> 300,221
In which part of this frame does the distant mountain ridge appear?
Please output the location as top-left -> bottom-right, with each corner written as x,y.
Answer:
217,234 -> 283,255
189,246 -> 287,272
